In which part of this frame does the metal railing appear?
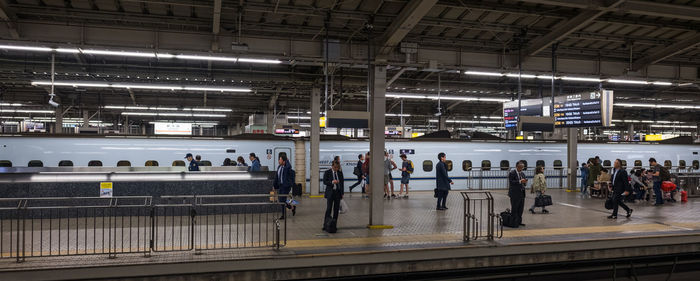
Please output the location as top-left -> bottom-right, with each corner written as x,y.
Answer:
671,172 -> 700,198
0,194 -> 286,263
464,168 -> 566,190
461,192 -> 501,241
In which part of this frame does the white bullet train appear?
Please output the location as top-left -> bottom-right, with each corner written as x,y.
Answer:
0,135 -> 698,191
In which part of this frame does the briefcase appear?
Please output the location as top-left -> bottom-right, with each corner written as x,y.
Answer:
604,197 -> 614,210
535,194 -> 553,207
500,210 -> 517,228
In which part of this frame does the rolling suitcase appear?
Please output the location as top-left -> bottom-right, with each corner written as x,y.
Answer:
500,209 -> 517,228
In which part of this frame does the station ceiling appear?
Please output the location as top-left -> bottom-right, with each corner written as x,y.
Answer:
0,0 -> 698,129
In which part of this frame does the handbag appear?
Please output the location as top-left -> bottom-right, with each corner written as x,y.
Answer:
434,188 -> 438,198
604,197 -> 614,210
535,194 -> 553,207
339,199 -> 349,214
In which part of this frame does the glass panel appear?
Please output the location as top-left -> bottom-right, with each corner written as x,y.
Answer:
58,160 -> 74,167
553,160 -> 563,170
462,160 -> 472,171
423,160 -> 433,172
445,160 -> 453,171
172,160 -> 185,167
117,160 -> 131,167
88,160 -> 103,167
145,160 -> 159,167
481,160 -> 491,171
28,160 -> 43,167
500,160 -> 510,171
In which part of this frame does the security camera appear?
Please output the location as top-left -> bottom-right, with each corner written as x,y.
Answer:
48,99 -> 59,107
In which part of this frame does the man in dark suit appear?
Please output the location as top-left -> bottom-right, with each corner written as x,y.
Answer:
435,152 -> 453,210
508,161 -> 527,227
323,160 -> 344,232
273,154 -> 295,219
609,159 -> 633,219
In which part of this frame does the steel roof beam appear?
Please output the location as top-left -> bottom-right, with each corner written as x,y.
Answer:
0,0 -> 19,39
378,0 -> 437,56
524,0 -> 625,57
517,0 -> 700,21
631,33 -> 700,71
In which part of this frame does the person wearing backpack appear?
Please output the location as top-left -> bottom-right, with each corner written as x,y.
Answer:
349,154 -> 364,193
649,158 -> 666,206
609,159 -> 633,219
399,154 -> 414,198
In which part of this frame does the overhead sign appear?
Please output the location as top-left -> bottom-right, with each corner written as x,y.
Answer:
154,122 -> 192,135
503,99 -> 544,129
385,126 -> 403,136
275,128 -> 299,134
553,90 -> 613,127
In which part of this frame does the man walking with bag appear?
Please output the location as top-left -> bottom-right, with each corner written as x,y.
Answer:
508,161 -> 527,227
609,159 -> 633,219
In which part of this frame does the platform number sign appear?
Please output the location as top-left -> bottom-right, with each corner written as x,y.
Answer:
266,149 -> 273,160
400,149 -> 415,155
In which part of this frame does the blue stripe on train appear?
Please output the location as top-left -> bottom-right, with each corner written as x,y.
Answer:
306,175 -> 576,181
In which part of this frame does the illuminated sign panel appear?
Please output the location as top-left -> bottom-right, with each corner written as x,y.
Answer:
553,90 -> 613,127
154,122 -> 192,135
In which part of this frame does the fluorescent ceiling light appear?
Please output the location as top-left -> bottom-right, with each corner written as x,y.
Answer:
175,54 -> 238,62
505,73 -> 536,79
614,103 -> 700,110
651,81 -> 673,86
0,102 -> 23,106
122,112 -> 226,118
80,49 -> 156,58
386,93 -> 508,103
288,116 -> 311,119
0,45 -> 52,52
0,109 -> 54,114
32,81 -> 251,93
237,58 -> 282,64
536,75 -> 554,80
105,105 -> 232,112
607,79 -> 648,85
464,71 -> 503,77
55,48 -> 80,53
561,76 -> 601,82
385,113 -> 411,117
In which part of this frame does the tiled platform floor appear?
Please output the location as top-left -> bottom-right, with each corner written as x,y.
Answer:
2,189 -> 699,271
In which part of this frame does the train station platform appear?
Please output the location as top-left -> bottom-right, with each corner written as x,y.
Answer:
2,189 -> 700,280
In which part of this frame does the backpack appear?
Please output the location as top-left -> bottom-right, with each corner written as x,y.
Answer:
658,165 -> 671,181
406,160 -> 414,174
353,164 -> 362,176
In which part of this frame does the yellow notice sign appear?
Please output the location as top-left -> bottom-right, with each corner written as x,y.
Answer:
319,116 -> 327,128
100,182 -> 113,198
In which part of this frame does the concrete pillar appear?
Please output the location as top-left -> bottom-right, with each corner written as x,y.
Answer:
369,64 -> 387,226
438,116 -> 447,131
54,106 -> 63,134
567,127 -> 578,191
82,110 -> 89,128
310,87 -> 321,196
627,123 -> 634,141
353,128 -> 359,138
141,124 -> 146,135
266,111 -> 274,134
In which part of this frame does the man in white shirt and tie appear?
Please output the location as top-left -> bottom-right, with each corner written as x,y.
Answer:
323,160 -> 344,233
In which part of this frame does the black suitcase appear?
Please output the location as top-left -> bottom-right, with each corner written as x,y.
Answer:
500,210 -> 518,228
535,195 -> 553,207
292,183 -> 302,196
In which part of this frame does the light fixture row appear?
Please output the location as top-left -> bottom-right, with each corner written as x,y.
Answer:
121,112 -> 227,118
103,105 -> 232,112
31,81 -> 251,93
463,71 -> 675,86
0,44 -> 282,64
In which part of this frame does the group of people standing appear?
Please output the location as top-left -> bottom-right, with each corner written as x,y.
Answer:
348,151 -> 415,200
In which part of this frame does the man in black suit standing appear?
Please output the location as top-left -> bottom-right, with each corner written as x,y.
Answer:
508,161 -> 527,227
609,159 -> 633,219
323,160 -> 344,232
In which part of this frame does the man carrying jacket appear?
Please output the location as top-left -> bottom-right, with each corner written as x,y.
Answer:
609,159 -> 633,219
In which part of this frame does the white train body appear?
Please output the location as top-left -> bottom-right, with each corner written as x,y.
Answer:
1,136 -> 698,191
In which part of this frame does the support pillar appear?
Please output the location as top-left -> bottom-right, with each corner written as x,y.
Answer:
310,87 -> 321,196
82,110 -> 89,128
54,106 -> 63,134
627,123 -> 634,141
438,116 -> 447,131
567,127 -> 578,191
369,64 -> 387,227
266,111 -> 274,134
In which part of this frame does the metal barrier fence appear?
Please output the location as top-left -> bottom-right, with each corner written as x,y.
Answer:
0,194 -> 286,263
464,168 -> 566,190
461,192 -> 501,241
672,172 -> 700,198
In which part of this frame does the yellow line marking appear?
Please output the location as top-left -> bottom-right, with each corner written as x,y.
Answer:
309,195 -> 324,198
367,225 -> 394,229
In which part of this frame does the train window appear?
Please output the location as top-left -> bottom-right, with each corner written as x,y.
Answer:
445,160 -> 453,172
663,160 -> 672,169
553,160 -> 563,170
462,160 -> 472,171
58,160 -> 74,167
621,160 -> 627,169
693,160 -> 699,170
88,160 -> 103,167
200,160 -> 212,166
28,160 -> 43,167
423,160 -> 433,172
145,160 -> 159,167
519,160 -> 528,170
499,160 -> 509,171
679,160 -> 686,169
481,160 -> 491,171
172,160 -> 185,167
634,160 -> 642,168
117,160 -> 131,167
0,160 -> 12,167
603,160 -> 611,167
536,160 -> 545,168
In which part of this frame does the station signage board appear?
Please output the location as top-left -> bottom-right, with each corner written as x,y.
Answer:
503,99 -> 543,129
274,128 -> 299,134
553,90 -> 613,128
153,122 -> 192,135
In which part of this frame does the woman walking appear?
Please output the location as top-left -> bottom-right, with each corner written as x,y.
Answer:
529,166 -> 549,214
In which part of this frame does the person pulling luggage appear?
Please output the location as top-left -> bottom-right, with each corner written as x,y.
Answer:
529,166 -> 549,214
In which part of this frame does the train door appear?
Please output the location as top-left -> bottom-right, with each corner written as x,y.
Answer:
274,147 -> 293,165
